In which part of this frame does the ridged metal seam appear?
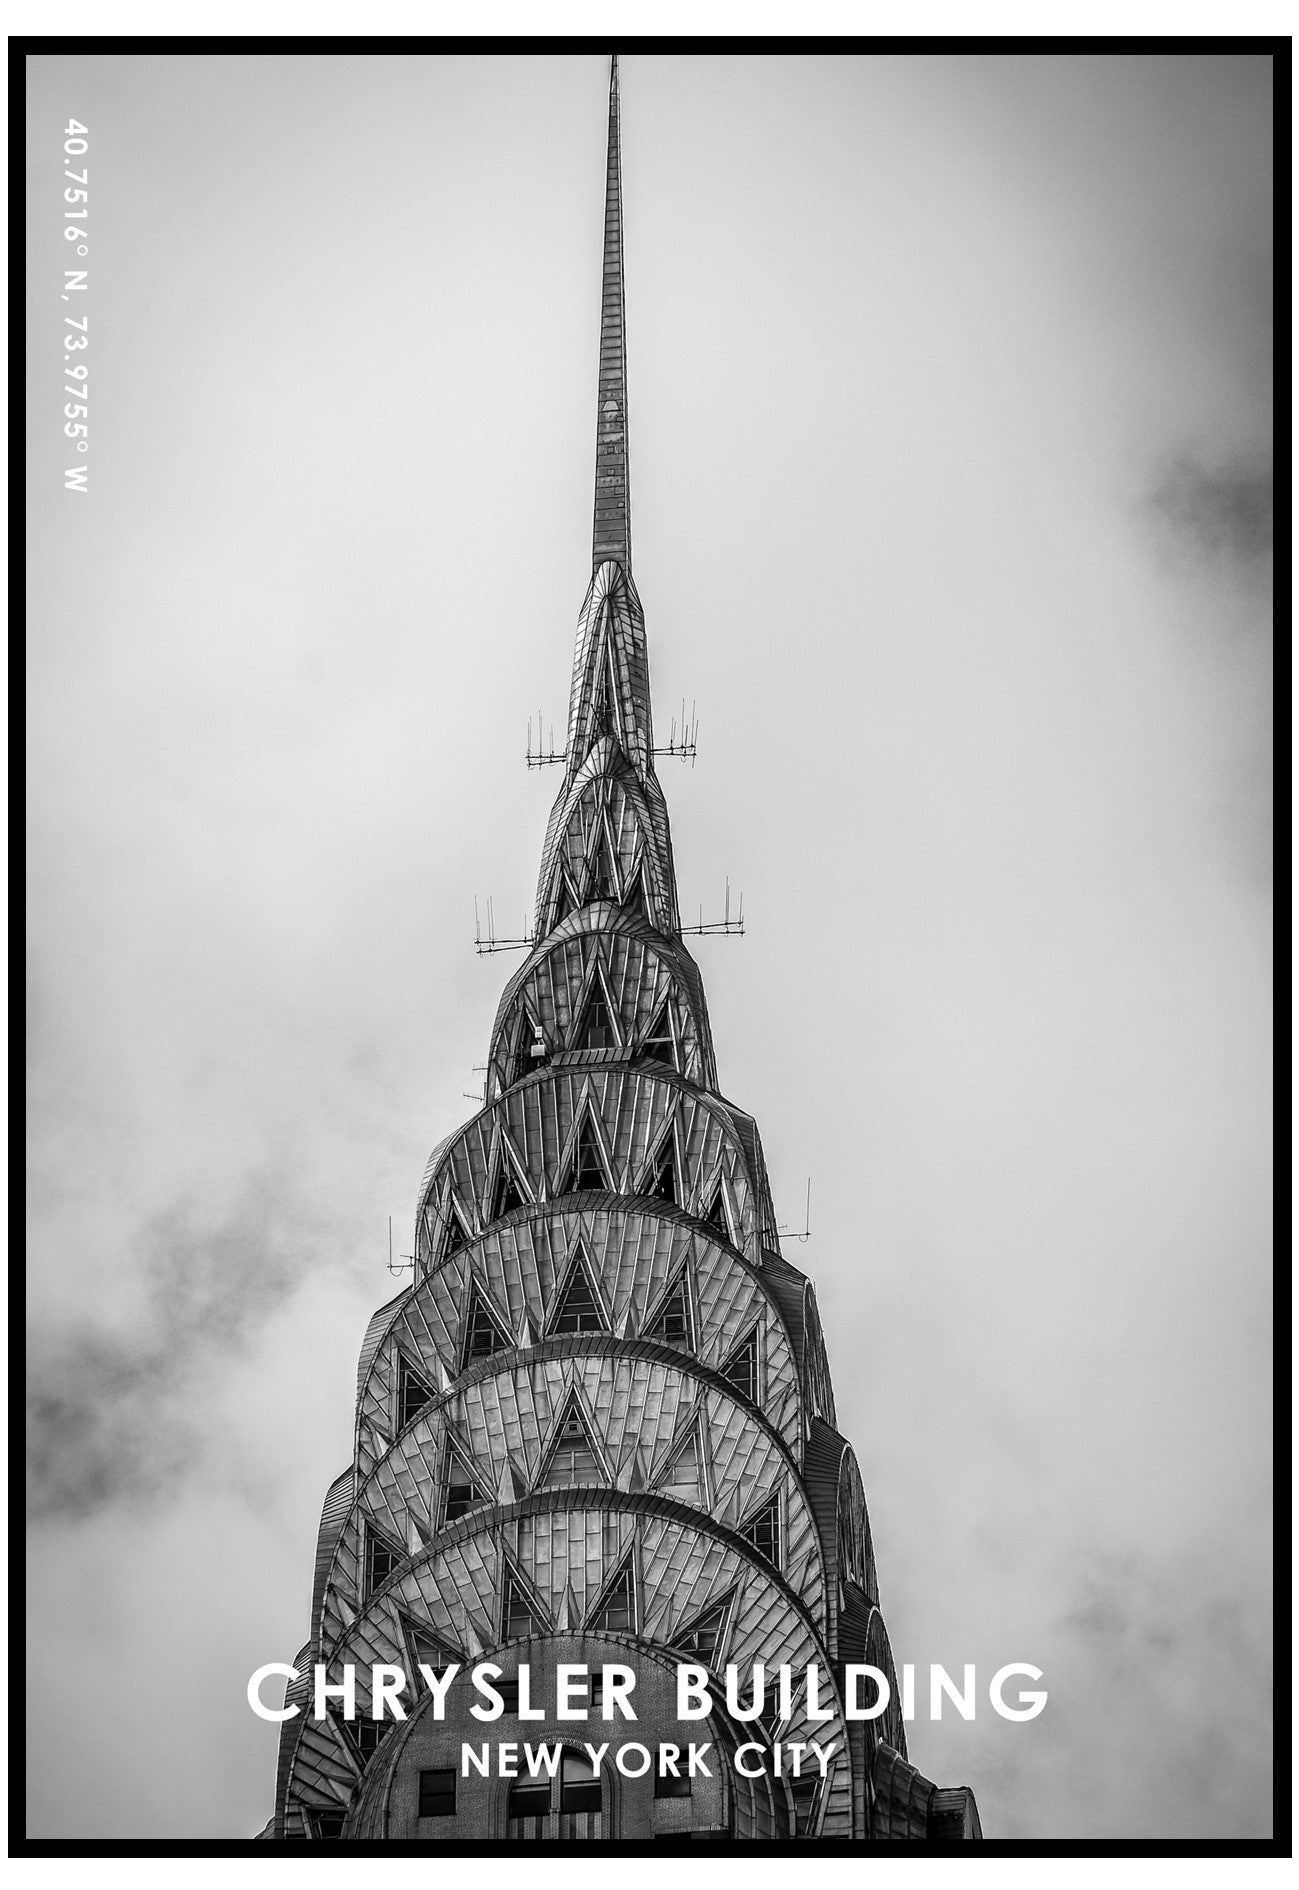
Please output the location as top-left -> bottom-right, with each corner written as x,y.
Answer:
416,1066 -> 778,1257
485,920 -> 718,1094
393,1198 -> 799,1418
310,1469 -> 357,1646
870,1743 -> 935,1841
339,1341 -> 811,1615
356,1288 -> 412,1404
802,1417 -> 849,1623
375,1329 -> 787,1460
329,1485 -> 832,1671
271,1640 -> 315,1835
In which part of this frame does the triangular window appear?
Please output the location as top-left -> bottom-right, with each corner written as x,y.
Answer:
644,1271 -> 692,1349
563,1113 -> 610,1194
461,1281 -> 510,1371
491,1155 -> 528,1221
573,980 -> 619,1053
790,1774 -> 824,1837
513,1014 -> 548,1085
501,1565 -> 547,1641
719,1327 -> 759,1405
587,829 -> 619,904
656,1425 -> 702,1502
399,1614 -> 461,1678
365,1524 -> 405,1598
552,873 -> 578,928
538,1394 -> 604,1487
738,1496 -> 781,1571
588,1552 -> 636,1635
440,1203 -> 470,1260
441,1444 -> 491,1526
398,1355 -> 436,1431
703,1182 -> 730,1243
638,1001 -> 676,1068
340,1712 -> 395,1770
592,673 -> 616,740
646,1136 -> 678,1206
670,1591 -> 734,1668
621,870 -> 647,920
550,1251 -> 607,1334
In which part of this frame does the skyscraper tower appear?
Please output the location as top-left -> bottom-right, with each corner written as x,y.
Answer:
262,57 -> 981,1844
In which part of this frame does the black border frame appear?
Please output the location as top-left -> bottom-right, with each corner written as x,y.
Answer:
16,30 -> 1290,1861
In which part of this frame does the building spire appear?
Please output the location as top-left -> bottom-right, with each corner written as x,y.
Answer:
592,54 -> 630,573
528,51 -> 680,941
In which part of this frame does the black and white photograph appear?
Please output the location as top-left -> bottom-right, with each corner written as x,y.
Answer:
23,40 -> 1281,1856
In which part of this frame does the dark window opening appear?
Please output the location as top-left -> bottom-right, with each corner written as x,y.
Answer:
365,1531 -> 402,1596
461,1284 -> 509,1369
402,1620 -> 459,1676
574,983 -> 619,1053
655,1756 -> 693,1799
552,875 -> 577,927
658,1428 -> 702,1501
638,1003 -> 676,1066
314,1811 -> 345,1839
508,1781 -> 551,1822
592,672 -> 617,741
647,1140 -> 677,1205
621,873 -> 648,919
442,1453 -> 489,1525
551,1256 -> 606,1333
672,1594 -> 731,1667
398,1358 -> 435,1431
645,1274 -> 690,1348
418,1769 -> 457,1818
565,1118 -> 610,1194
514,1017 -> 549,1083
588,834 -> 619,903
738,1496 -> 781,1570
719,1329 -> 759,1404
348,1718 -> 394,1768
502,1570 -> 546,1641
491,1160 -> 527,1220
589,1556 -> 635,1634
494,1678 -> 520,1714
791,1776 -> 822,1833
443,1477 -> 476,1521
703,1185 -> 730,1242
441,1207 -> 469,1259
561,1748 -> 602,1814
540,1399 -> 603,1486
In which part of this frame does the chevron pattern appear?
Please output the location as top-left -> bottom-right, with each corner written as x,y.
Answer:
263,54 -> 980,1845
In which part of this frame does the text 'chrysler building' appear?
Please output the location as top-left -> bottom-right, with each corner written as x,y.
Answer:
262,57 -> 982,1843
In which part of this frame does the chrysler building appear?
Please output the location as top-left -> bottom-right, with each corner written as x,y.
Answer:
261,57 -> 982,1843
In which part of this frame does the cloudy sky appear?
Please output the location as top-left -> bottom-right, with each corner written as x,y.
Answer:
26,51 -> 1272,1843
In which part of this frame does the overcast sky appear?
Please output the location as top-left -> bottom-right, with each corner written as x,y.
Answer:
26,51 -> 1272,1843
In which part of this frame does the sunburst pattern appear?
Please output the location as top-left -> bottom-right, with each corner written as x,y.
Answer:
263,54 -> 978,1845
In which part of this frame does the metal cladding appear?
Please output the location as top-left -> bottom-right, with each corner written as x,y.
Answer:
262,57 -> 981,1843
592,56 -> 631,573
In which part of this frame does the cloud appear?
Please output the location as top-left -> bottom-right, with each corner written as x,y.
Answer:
1149,457 -> 1274,574
1045,1545 -> 1274,1839
26,1177 -> 315,1522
